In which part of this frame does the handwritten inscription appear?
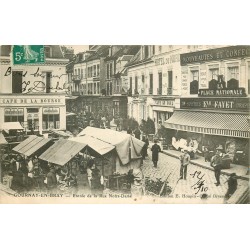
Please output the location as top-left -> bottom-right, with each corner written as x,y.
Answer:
190,171 -> 208,195
4,67 -> 69,95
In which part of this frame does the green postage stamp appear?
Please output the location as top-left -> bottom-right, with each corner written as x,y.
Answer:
12,45 -> 45,65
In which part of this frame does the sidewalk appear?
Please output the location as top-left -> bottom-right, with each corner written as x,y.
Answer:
149,142 -> 249,181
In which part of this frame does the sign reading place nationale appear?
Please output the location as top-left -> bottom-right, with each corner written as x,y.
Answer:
13,45 -> 45,65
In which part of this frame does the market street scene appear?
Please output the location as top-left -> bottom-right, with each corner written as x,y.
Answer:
0,45 -> 249,204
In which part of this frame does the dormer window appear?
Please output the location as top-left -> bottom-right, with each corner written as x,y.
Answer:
44,46 -> 52,58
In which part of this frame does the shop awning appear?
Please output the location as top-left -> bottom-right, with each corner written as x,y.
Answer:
66,112 -> 77,117
12,135 -> 53,157
39,139 -> 87,166
69,135 -> 115,156
0,122 -> 24,133
164,110 -> 250,138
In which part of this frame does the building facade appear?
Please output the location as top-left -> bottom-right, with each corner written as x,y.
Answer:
0,45 -> 69,134
164,45 -> 250,164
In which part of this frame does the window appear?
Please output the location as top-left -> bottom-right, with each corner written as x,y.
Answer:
78,69 -> 80,76
94,65 -> 96,77
228,66 -> 239,80
149,73 -> 153,94
75,69 -> 77,75
43,114 -> 60,130
110,63 -> 113,77
135,76 -> 138,94
81,69 -> 83,77
209,68 -> 219,80
97,64 -> 100,76
158,72 -> 162,94
190,70 -> 199,94
97,82 -> 100,94
168,71 -> 173,94
45,72 -> 52,93
12,71 -> 23,93
4,108 -> 24,123
44,46 -> 52,58
94,82 -> 97,94
144,46 -> 149,58
107,64 -> 109,78
158,46 -> 162,53
152,45 -> 155,55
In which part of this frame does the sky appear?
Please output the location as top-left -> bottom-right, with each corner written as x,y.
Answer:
70,45 -> 90,54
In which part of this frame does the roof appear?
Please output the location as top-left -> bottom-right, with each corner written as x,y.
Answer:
105,46 -> 141,61
164,110 -> 250,138
78,127 -> 144,165
0,122 -> 23,132
39,139 -> 87,166
69,135 -> 115,156
125,47 -> 153,67
12,135 -> 53,157
49,130 -> 73,138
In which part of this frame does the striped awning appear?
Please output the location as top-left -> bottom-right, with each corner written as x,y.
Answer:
164,110 -> 250,138
39,139 -> 87,166
12,135 -> 53,156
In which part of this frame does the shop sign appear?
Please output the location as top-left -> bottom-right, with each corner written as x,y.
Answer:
180,97 -> 249,111
43,108 -> 60,114
27,113 -> 39,119
181,45 -> 250,66
4,108 -> 24,116
0,96 -> 65,106
200,70 -> 208,89
154,99 -> 174,107
198,87 -> 246,97
155,54 -> 180,66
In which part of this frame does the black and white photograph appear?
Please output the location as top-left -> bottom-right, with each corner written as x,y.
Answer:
0,45 -> 249,204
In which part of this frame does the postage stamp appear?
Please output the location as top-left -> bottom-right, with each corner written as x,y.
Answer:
12,45 -> 45,65
0,45 -> 249,204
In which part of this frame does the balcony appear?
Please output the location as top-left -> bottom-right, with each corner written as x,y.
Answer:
72,75 -> 82,82
167,88 -> 173,95
157,88 -> 162,95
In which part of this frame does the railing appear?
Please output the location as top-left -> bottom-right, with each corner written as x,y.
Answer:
72,75 -> 82,81
167,88 -> 172,95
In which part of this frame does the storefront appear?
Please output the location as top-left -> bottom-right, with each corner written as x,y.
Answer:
0,94 -> 66,135
164,96 -> 249,164
151,97 -> 176,133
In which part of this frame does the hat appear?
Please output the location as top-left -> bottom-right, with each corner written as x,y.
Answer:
230,173 -> 237,177
216,145 -> 223,150
154,139 -> 158,143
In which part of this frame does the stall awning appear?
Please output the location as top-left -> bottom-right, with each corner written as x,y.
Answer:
0,133 -> 8,144
164,110 -> 250,138
69,135 -> 115,156
49,130 -> 73,138
12,135 -> 52,157
39,139 -> 87,166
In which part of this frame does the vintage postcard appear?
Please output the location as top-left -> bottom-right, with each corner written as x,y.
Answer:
0,45 -> 249,204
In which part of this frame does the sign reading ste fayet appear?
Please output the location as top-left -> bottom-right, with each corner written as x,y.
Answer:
13,45 -> 45,65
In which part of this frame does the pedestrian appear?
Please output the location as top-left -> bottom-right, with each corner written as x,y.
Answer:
151,139 -> 161,168
141,136 -> 149,160
46,164 -> 57,191
127,126 -> 132,134
211,146 -> 223,186
224,173 -> 238,200
179,149 -> 190,180
134,127 -> 141,140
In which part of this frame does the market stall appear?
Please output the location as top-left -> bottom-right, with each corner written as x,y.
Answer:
12,135 -> 53,158
77,127 -> 145,192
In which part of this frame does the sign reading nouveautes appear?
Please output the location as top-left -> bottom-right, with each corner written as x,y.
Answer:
180,46 -> 250,66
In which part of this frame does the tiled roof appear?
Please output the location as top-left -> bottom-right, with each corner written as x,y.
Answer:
125,48 -> 153,67
105,45 -> 141,61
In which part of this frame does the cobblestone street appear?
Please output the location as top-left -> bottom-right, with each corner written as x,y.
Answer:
141,149 -> 249,204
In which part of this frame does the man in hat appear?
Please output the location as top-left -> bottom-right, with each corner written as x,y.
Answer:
46,164 -> 57,191
225,173 -> 238,200
211,146 -> 223,186
179,149 -> 190,180
151,139 -> 161,168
